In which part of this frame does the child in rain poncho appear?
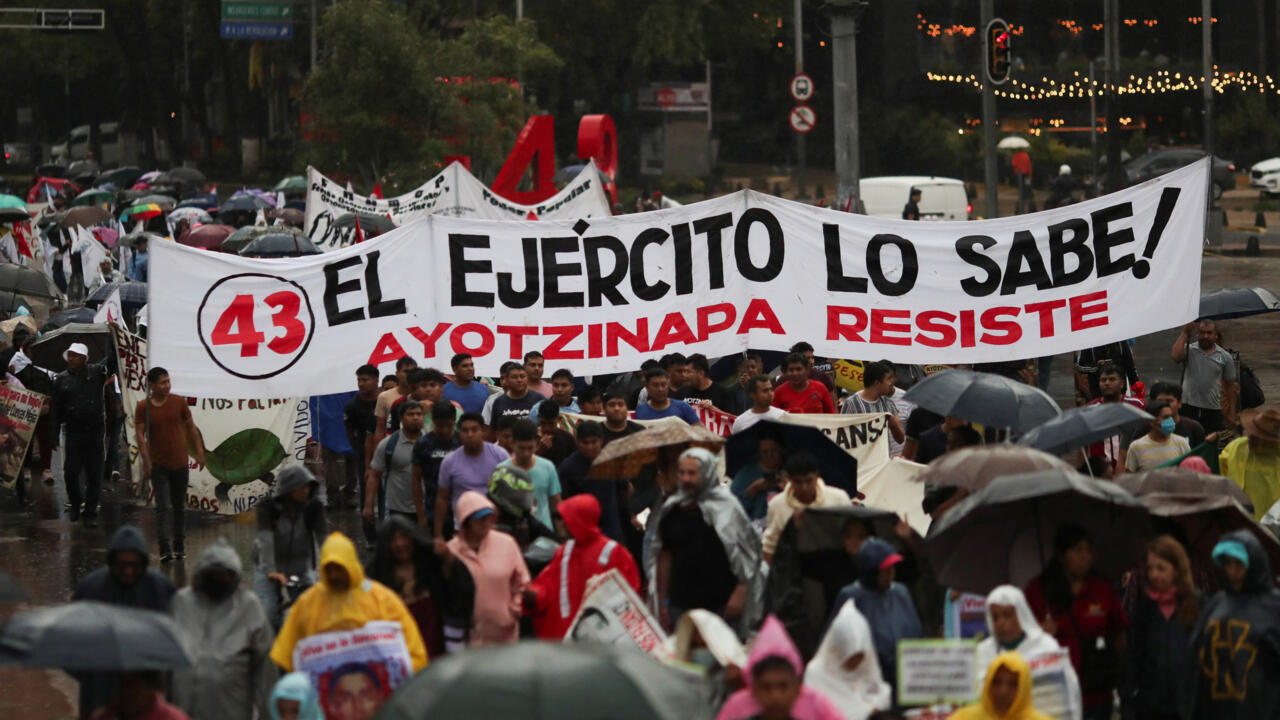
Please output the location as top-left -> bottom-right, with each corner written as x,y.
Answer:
803,600 -> 891,720
269,672 -> 323,720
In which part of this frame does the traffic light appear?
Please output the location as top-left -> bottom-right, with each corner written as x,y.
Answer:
986,19 -> 1011,85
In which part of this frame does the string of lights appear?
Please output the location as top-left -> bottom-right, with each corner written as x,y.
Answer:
924,68 -> 1278,100
917,14 -> 1216,39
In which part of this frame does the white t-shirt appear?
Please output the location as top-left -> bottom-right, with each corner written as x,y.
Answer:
731,406 -> 788,435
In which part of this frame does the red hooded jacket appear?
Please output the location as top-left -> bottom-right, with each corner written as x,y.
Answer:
527,494 -> 640,639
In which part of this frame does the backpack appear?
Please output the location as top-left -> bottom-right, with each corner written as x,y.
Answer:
1231,350 -> 1266,410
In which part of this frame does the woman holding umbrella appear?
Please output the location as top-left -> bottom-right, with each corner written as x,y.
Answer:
1024,525 -> 1127,720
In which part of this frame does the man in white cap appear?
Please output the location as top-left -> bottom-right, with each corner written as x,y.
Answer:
50,341 -> 116,526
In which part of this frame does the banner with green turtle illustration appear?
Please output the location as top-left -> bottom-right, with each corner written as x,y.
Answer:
112,324 -> 310,515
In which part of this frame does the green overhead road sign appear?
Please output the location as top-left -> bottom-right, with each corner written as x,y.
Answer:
221,3 -> 293,21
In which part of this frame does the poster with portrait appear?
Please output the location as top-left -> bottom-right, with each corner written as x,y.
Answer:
0,385 -> 42,489
565,568 -> 671,660
292,621 -> 413,720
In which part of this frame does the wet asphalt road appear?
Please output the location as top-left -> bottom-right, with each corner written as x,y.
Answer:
1,253 -> 1279,718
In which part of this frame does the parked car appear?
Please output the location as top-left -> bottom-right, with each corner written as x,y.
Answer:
1249,157 -> 1280,196
859,176 -> 972,221
1124,148 -> 1235,198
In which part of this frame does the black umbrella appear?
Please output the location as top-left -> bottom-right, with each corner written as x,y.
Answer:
48,306 -> 96,327
0,206 -> 31,224
0,571 -> 28,603
86,280 -> 148,311
1199,287 -> 1280,320
221,225 -> 304,254
334,211 -> 397,235
903,369 -> 1060,433
0,290 -> 38,317
25,322 -> 111,368
726,419 -> 858,496
1140,493 -> 1280,578
0,601 -> 192,670
376,641 -> 708,720
238,232 -> 321,258
219,194 -> 272,213
67,159 -> 100,178
93,167 -> 142,189
117,231 -> 163,249
0,263 -> 62,300
1016,402 -> 1153,456
924,469 -> 1151,593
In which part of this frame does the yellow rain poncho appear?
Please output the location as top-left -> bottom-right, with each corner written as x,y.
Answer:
269,532 -> 427,672
949,652 -> 1051,720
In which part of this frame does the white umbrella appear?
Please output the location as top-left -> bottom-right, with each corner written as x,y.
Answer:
997,135 -> 1031,150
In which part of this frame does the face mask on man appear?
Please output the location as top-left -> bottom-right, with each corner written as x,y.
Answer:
1159,418 -> 1176,436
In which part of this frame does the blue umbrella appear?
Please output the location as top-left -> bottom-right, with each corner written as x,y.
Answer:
86,280 -> 148,311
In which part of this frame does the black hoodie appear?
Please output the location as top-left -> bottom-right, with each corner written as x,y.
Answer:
71,524 -> 176,717
1182,530 -> 1280,720
72,524 -> 175,609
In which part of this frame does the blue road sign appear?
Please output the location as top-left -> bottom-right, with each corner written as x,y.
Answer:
220,20 -> 293,40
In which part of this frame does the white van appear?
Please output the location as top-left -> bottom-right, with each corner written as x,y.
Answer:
859,176 -> 972,221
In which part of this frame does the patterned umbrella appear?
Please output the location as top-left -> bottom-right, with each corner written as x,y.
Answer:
589,419 -> 725,479
167,206 -> 213,225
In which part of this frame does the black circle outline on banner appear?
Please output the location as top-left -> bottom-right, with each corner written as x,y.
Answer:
196,272 -> 316,380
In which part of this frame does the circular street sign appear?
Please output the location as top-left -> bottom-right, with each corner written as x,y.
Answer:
790,73 -> 815,102
656,88 -> 677,108
789,104 -> 816,134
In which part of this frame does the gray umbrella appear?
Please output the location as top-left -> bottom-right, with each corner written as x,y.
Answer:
376,641 -> 709,720
1199,287 -> 1280,320
0,601 -> 192,670
924,469 -> 1151,593
238,232 -> 321,258
0,263 -> 62,300
1015,402 -> 1153,456
334,212 -> 397,235
914,445 -> 1074,493
902,369 -> 1060,432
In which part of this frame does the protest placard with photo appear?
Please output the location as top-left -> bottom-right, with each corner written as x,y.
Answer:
565,568 -> 671,660
0,385 -> 43,489
292,621 -> 414,720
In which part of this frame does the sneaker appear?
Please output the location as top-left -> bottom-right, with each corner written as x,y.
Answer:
42,470 -> 53,486
111,470 -> 121,482
68,506 -> 80,522
159,544 -> 173,563
173,543 -> 185,560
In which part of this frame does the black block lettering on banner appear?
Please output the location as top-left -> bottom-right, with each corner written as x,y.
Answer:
323,256 -> 364,326
1091,202 -> 1137,277
1000,230 -> 1054,296
672,223 -> 694,295
1047,218 -> 1093,287
692,213 -> 732,289
364,251 -> 406,318
542,236 -> 586,308
823,224 -> 868,293
497,238 -> 540,308
583,236 -> 628,306
450,234 -> 494,307
733,209 -> 785,282
957,235 -> 1001,297
630,228 -> 671,301
866,234 -> 919,296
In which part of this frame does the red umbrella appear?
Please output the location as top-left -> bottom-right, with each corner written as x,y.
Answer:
178,223 -> 235,250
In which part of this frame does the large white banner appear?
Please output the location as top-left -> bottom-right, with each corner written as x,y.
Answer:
113,325 -> 310,515
152,161 -> 1206,398
305,162 -> 613,251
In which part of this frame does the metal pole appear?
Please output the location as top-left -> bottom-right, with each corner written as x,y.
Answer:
981,0 -> 997,219
1203,0 -> 1215,217
1089,60 -> 1099,195
310,0 -> 318,69
1104,0 -> 1122,191
793,0 -> 807,201
831,1 -> 859,210
516,0 -> 523,19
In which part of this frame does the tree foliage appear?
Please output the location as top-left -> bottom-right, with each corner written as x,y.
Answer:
301,1 -> 561,188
